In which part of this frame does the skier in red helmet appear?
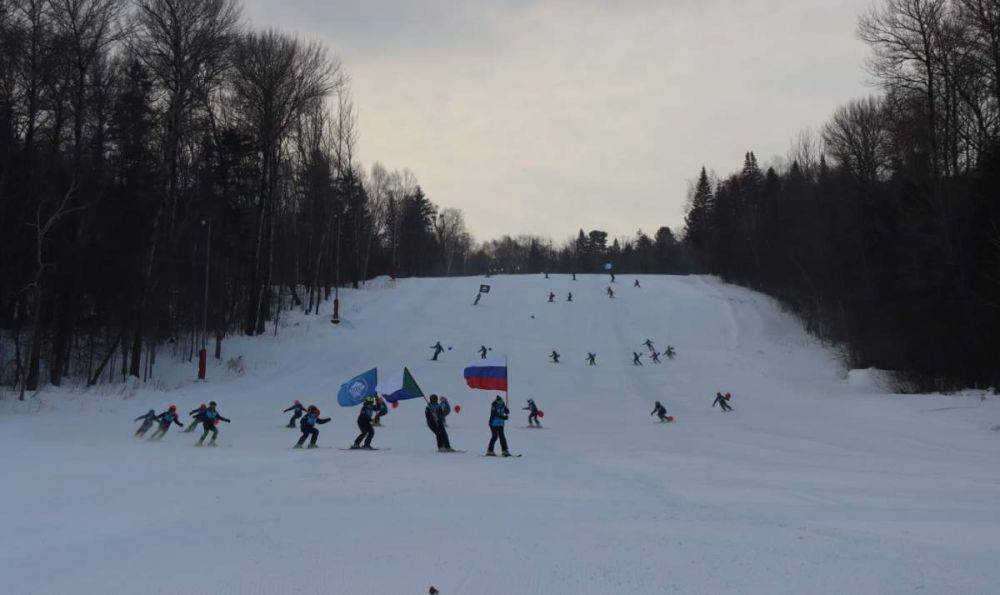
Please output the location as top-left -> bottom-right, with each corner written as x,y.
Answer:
150,405 -> 184,440
295,405 -> 330,449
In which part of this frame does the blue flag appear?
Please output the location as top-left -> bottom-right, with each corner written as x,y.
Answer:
604,262 -> 614,271
338,368 -> 377,407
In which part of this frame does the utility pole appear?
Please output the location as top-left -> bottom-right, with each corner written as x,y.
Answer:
332,211 -> 342,324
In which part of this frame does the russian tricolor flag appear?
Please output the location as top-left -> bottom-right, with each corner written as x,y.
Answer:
464,358 -> 508,392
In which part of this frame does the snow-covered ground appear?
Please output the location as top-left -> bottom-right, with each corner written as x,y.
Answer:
2,274 -> 998,594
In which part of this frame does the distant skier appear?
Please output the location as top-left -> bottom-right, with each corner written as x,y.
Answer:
150,405 -> 184,440
195,401 -> 230,446
713,392 -> 733,412
372,395 -> 389,426
478,345 -> 489,359
430,342 -> 445,361
651,352 -> 662,364
425,395 -> 453,452
643,339 -> 655,352
548,292 -> 555,303
651,401 -> 670,422
665,346 -> 676,360
295,405 -> 331,449
544,272 -> 550,279
185,403 -> 208,432
439,395 -> 452,428
586,352 -> 597,366
283,400 -> 306,428
473,293 -> 482,306
610,272 -> 616,283
572,273 -> 577,281
352,396 -> 377,449
486,396 -> 511,456
567,292 -> 573,302
523,399 -> 541,427
607,286 -> 615,298
134,409 -> 157,437
550,350 -> 561,363
632,352 -> 643,366
634,279 -> 641,288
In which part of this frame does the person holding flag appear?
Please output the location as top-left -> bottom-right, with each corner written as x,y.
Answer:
487,396 -> 511,457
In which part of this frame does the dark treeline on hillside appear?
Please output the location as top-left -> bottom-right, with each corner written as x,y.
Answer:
684,0 -> 1000,390
0,0 -> 687,395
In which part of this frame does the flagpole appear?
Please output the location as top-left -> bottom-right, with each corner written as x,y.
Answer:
505,355 -> 510,407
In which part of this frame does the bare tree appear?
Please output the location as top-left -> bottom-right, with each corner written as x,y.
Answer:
823,96 -> 894,183
434,207 -> 470,276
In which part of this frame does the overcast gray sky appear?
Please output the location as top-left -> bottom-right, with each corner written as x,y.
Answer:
244,0 -> 873,241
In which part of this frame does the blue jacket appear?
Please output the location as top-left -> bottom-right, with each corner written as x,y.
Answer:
489,402 -> 509,427
425,402 -> 443,426
523,402 -> 538,414
156,411 -> 183,427
440,400 -> 451,417
283,403 -> 306,414
135,412 -> 157,424
300,413 -> 331,429
202,408 -> 231,424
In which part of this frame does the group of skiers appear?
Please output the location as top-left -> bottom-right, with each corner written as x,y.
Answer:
133,401 -> 231,446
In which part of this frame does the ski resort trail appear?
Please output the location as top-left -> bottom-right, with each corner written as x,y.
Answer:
2,274 -> 998,594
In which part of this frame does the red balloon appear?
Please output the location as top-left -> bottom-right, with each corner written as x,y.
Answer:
391,401 -> 399,409
453,404 -> 461,413
537,410 -> 544,418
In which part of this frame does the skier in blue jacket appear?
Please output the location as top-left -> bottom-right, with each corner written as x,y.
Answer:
523,399 -> 541,427
295,405 -> 331,448
486,396 -> 511,456
352,396 -> 376,449
196,401 -> 231,446
185,403 -> 207,432
283,400 -> 306,428
425,395 -> 454,452
150,405 -> 184,440
134,410 -> 157,437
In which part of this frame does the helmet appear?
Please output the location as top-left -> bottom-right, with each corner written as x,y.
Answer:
429,395 -> 438,402
294,399 -> 301,405
209,401 -> 217,407
168,404 -> 177,412
148,409 -> 155,414
308,405 -> 317,412
199,403 -> 206,409
313,408 -> 320,416
364,396 -> 374,404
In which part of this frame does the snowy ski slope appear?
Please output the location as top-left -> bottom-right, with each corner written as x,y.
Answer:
2,274 -> 998,594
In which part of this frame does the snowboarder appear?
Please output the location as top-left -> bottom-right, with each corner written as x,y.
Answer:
651,401 -> 670,422
372,396 -> 389,426
439,395 -> 452,428
634,279 -> 641,288
665,346 -> 676,360
295,405 -> 331,448
651,352 -> 662,364
184,403 -> 208,432
134,409 -> 157,437
486,396 -> 511,456
523,399 -> 541,427
548,292 -> 555,303
713,392 -> 733,412
150,405 -> 184,440
607,286 -> 615,298
473,293 -> 482,306
549,350 -> 561,363
430,342 -> 445,361
282,400 -> 306,428
425,394 -> 453,452
352,396 -> 376,449
196,401 -> 230,446
586,352 -> 597,366
567,292 -> 573,302
632,352 -> 643,366
643,339 -> 655,352
478,345 -> 489,359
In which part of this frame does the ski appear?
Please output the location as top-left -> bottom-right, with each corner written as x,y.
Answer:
338,447 -> 388,451
437,449 -> 467,453
480,454 -> 522,458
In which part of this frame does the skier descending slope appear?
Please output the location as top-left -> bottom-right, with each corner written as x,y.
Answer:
478,345 -> 489,359
150,405 -> 183,440
713,392 -> 733,412
651,352 -> 662,364
607,286 -> 615,298
133,410 -> 157,437
425,395 -> 454,452
524,399 -> 542,427
283,400 -> 306,428
651,401 -> 671,422
486,396 -> 511,457
473,293 -> 482,306
567,292 -> 573,302
634,279 -> 641,288
632,352 -> 644,366
352,396 -> 377,449
664,346 -> 676,360
196,401 -> 230,446
185,404 -> 207,432
643,339 -> 656,352
587,352 -> 597,366
294,406 -> 330,449
549,350 -> 561,364
548,292 -> 555,303
430,342 -> 445,361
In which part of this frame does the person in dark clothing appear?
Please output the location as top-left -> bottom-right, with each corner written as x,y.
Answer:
550,350 -> 561,363
425,395 -> 454,452
134,410 -> 157,437
634,279 -> 641,288
544,272 -> 549,279
372,396 -> 389,426
643,339 -> 655,352
651,401 -> 670,422
196,401 -> 231,446
430,342 -> 445,361
567,292 -> 573,302
610,272 -> 616,283
665,346 -> 676,360
651,352 -> 662,364
548,292 -> 555,302
150,405 -> 184,440
185,403 -> 207,432
572,273 -> 577,281
439,396 -> 451,428
473,293 -> 482,306
352,396 -> 376,449
523,399 -> 541,427
587,352 -> 597,366
295,405 -> 331,448
713,392 -> 733,412
486,396 -> 511,456
283,400 -> 306,428
478,345 -> 489,359
633,352 -> 643,366
607,286 -> 615,298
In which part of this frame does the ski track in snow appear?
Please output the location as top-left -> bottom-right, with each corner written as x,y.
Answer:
2,274 -> 999,595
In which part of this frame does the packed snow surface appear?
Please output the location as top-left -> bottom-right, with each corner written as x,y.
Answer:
2,275 -> 999,594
